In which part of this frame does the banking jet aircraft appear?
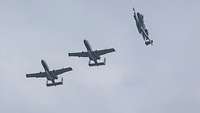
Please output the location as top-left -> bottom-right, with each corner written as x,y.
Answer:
26,60 -> 72,87
133,8 -> 153,46
68,40 -> 115,66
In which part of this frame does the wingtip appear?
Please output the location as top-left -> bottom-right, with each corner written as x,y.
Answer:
25,74 -> 29,78
133,8 -> 135,12
67,67 -> 73,71
68,53 -> 73,57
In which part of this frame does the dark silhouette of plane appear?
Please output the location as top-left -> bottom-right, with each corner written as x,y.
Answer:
26,60 -> 72,87
133,8 -> 153,46
68,40 -> 115,66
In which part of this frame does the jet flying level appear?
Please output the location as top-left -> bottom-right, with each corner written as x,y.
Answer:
26,60 -> 72,87
68,40 -> 115,66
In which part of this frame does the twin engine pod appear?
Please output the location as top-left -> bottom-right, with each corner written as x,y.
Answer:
89,58 -> 106,66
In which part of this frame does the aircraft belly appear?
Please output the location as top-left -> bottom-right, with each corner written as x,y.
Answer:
88,52 -> 95,61
46,73 -> 54,81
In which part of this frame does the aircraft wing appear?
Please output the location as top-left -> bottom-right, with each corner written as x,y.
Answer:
68,52 -> 89,57
51,67 -> 72,76
26,72 -> 47,78
95,48 -> 115,56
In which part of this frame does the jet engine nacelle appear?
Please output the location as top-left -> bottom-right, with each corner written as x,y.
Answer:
89,58 -> 106,66
46,78 -> 63,87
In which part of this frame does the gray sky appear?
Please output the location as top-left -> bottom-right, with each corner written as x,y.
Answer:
0,0 -> 200,113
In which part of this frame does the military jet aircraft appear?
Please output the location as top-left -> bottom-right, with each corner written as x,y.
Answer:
68,40 -> 115,66
133,8 -> 153,46
26,60 -> 72,87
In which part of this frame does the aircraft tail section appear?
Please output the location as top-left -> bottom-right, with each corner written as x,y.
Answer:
46,78 -> 63,87
46,82 -> 63,87
89,58 -> 106,66
145,40 -> 153,46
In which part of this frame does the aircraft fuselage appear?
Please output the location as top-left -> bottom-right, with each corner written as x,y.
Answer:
134,13 -> 143,34
84,40 -> 99,63
41,60 -> 56,82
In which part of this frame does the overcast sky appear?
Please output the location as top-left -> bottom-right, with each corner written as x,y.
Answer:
0,0 -> 200,113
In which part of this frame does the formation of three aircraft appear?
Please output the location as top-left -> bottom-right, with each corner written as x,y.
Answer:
26,8 -> 154,87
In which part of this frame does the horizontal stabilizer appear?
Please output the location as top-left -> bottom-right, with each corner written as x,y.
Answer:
46,82 -> 63,87
89,62 -> 105,66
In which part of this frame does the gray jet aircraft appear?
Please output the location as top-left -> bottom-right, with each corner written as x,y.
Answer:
68,40 -> 115,66
26,60 -> 72,87
133,8 -> 153,46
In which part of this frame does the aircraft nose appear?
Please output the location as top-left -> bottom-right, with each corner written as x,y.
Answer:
84,40 -> 88,45
41,59 -> 45,64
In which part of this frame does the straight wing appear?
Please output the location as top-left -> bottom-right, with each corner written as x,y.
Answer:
95,48 -> 115,56
26,72 -> 47,78
68,52 -> 89,57
51,67 -> 72,76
